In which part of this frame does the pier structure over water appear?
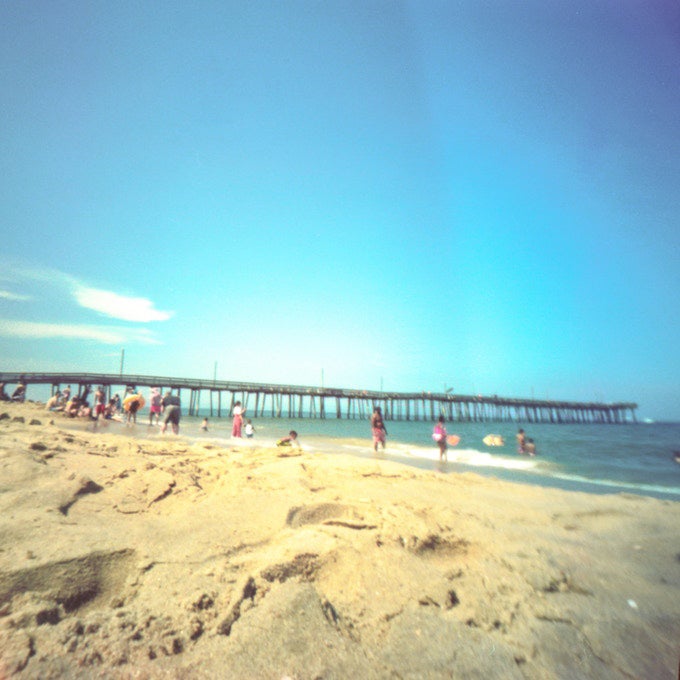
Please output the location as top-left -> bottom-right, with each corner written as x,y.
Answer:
0,372 -> 638,424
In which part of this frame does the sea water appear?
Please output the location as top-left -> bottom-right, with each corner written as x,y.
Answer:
70,409 -> 680,502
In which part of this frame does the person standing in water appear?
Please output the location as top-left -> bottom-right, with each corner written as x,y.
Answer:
160,391 -> 181,435
149,388 -> 162,426
232,401 -> 245,437
433,415 -> 448,462
370,406 -> 387,452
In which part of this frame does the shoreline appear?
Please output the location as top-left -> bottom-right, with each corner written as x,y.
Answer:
1,401 -> 679,678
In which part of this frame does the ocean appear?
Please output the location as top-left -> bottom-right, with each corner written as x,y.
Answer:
69,408 -> 680,502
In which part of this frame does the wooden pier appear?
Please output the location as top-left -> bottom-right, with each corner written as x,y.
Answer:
0,372 -> 638,424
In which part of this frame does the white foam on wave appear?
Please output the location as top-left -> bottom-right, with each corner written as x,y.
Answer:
545,472 -> 680,497
353,443 -> 540,471
444,448 -> 538,470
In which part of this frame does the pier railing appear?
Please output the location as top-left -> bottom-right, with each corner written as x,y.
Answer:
0,372 -> 638,424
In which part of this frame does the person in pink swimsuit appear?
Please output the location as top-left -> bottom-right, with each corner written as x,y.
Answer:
370,406 -> 387,452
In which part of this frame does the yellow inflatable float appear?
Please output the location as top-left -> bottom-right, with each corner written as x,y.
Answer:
123,393 -> 146,412
483,434 -> 504,447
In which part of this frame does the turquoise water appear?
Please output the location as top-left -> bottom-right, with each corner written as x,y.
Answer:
73,409 -> 680,501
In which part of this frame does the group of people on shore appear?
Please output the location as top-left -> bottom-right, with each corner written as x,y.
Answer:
45,385 -> 128,421
45,385 -> 91,417
41,384 -> 184,434
37,384 -> 295,443
229,400 -> 298,447
7,381 -> 539,456
230,401 -> 254,438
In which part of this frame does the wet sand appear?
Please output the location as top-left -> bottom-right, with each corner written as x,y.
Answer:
1,401 -> 679,678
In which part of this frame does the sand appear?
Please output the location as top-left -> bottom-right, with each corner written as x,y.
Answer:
0,401 -> 678,679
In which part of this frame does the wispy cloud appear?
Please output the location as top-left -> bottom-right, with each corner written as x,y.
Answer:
0,290 -> 31,301
0,320 -> 161,345
1,263 -> 173,323
73,285 -> 173,322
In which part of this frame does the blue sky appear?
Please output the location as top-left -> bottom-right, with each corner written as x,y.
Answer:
1,1 -> 678,420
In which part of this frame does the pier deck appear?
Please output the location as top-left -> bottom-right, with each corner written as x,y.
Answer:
0,372 -> 638,424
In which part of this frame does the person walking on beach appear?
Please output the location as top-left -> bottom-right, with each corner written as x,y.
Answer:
160,391 -> 181,435
200,417 -> 209,431
433,415 -> 448,462
370,406 -> 387,452
232,401 -> 245,438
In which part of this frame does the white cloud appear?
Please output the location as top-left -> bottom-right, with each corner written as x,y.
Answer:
0,290 -> 31,301
73,285 -> 173,322
0,320 -> 161,345
1,263 -> 172,323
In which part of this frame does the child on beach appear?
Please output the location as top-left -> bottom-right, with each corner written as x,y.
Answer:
277,431 -> 300,448
104,398 -> 117,419
65,397 -> 80,417
200,418 -> 209,431
245,419 -> 254,438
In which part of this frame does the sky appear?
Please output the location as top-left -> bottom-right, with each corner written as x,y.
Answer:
1,1 -> 679,420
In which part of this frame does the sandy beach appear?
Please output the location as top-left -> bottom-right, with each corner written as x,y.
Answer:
0,401 -> 678,679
